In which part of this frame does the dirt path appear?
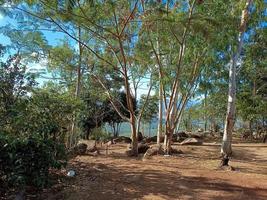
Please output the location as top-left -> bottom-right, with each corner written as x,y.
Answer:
39,142 -> 267,200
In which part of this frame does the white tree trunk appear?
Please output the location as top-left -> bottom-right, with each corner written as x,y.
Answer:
221,0 -> 253,166
157,82 -> 163,144
70,26 -> 83,148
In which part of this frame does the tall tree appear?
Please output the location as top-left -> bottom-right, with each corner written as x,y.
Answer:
221,0 -> 253,166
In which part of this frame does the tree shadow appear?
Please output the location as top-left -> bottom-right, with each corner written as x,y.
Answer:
38,160 -> 267,200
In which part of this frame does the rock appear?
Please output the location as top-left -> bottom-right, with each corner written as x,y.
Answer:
170,148 -> 183,154
143,136 -> 164,143
203,131 -> 212,136
188,133 -> 203,139
242,130 -> 251,140
127,143 -> 150,154
105,140 -> 115,147
113,136 -> 132,144
91,150 -> 100,156
172,134 -> 178,142
177,136 -> 187,143
172,132 -> 188,142
138,132 -> 143,142
138,143 -> 149,153
263,134 -> 267,143
197,128 -> 204,132
143,144 -> 164,158
177,131 -> 188,138
73,143 -> 87,155
180,138 -> 203,145
88,145 -> 98,152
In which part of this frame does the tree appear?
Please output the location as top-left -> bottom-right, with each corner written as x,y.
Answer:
139,0 -> 235,154
237,26 -> 267,134
139,94 -> 158,137
0,53 -> 36,133
14,0 -> 154,156
221,0 -> 253,166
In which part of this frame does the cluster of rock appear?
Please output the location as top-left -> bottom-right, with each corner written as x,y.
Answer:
70,130 -> 209,159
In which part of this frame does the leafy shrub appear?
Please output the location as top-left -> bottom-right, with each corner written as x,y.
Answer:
0,133 -> 67,188
90,127 -> 112,141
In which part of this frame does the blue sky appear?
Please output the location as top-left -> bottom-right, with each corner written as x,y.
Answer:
0,14 -> 68,85
0,12 -> 151,97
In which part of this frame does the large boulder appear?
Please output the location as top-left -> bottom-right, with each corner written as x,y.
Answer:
172,131 -> 188,142
88,145 -> 98,152
188,133 -> 203,139
113,136 -> 132,144
177,131 -> 188,138
172,134 -> 178,142
127,143 -> 150,154
144,144 -> 164,158
138,143 -> 149,153
173,131 -> 189,142
74,143 -> 88,155
142,136 -> 164,143
180,138 -> 203,145
105,139 -> 115,146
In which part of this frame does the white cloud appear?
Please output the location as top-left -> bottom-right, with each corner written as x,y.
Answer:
25,58 -> 48,75
0,13 -> 3,20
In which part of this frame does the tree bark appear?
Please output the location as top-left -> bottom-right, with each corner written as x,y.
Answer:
221,0 -> 253,166
163,127 -> 173,155
204,90 -> 207,131
130,116 -> 138,156
69,26 -> 83,148
157,82 -> 163,144
75,26 -> 82,97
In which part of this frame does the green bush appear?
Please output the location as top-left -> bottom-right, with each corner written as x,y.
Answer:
90,127 -> 112,141
0,133 -> 67,188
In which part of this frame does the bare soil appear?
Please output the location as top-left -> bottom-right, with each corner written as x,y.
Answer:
37,140 -> 267,200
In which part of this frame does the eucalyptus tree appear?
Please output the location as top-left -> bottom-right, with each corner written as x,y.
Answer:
1,0 -> 157,155
237,27 -> 267,132
221,0 -> 253,166
139,0 -> 237,154
139,94 -> 158,136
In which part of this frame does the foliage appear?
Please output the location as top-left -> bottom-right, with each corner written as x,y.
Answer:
79,88 -> 135,138
0,133 -> 67,188
89,127 -> 111,141
25,85 -> 81,139
0,54 -> 37,133
139,94 -> 158,124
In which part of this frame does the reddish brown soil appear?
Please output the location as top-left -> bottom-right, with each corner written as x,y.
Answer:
37,140 -> 267,200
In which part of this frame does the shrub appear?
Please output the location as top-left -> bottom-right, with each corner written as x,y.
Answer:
0,133 -> 67,189
90,127 -> 112,141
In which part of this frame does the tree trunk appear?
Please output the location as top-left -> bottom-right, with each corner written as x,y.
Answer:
130,116 -> 138,156
156,28 -> 163,144
149,122 -> 151,137
75,26 -> 82,97
157,82 -> 163,144
163,127 -> 173,155
204,91 -> 207,131
221,0 -> 253,166
69,26 -> 83,148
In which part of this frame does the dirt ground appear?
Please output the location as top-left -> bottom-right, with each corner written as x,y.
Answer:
36,139 -> 267,200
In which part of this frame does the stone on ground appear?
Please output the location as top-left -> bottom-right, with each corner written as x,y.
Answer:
181,138 -> 203,145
